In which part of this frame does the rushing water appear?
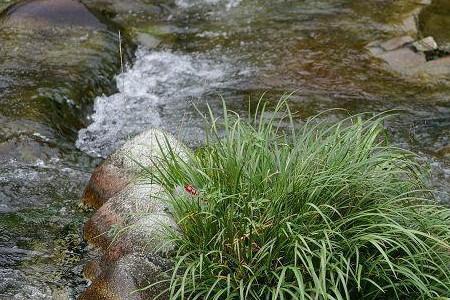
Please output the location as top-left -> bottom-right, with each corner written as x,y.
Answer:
1,0 -> 450,298
78,0 -> 450,193
77,49 -> 250,157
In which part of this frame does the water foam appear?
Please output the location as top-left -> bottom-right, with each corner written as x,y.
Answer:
175,0 -> 241,10
76,49 -> 243,157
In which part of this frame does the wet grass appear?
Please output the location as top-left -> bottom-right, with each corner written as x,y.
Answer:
148,100 -> 450,299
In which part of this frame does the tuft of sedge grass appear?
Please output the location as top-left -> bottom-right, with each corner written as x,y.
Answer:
146,99 -> 450,299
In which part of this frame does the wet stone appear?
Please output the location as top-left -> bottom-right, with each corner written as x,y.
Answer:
81,0 -> 168,44
0,268 -> 53,299
79,253 -> 171,300
0,0 -> 122,139
412,36 -> 438,52
378,47 -> 427,74
81,128 -> 189,208
1,0 -> 107,28
83,183 -> 168,250
379,35 -> 414,51
0,0 -> 122,298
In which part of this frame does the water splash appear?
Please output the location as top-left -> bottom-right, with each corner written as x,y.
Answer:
175,0 -> 241,10
76,49 -> 246,157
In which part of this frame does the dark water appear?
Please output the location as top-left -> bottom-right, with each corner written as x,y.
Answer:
1,0 -> 449,298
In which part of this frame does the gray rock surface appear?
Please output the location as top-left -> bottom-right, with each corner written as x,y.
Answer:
366,1 -> 450,78
378,47 -> 427,74
411,56 -> 450,76
109,128 -> 190,174
379,35 -> 414,51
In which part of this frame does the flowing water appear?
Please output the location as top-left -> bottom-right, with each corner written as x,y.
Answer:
1,0 -> 449,298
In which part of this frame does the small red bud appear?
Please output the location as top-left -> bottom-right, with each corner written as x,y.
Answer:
184,184 -> 198,196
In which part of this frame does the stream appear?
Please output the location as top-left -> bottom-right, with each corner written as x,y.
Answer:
0,0 -> 449,299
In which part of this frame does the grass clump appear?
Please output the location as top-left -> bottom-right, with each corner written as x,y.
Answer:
149,100 -> 450,299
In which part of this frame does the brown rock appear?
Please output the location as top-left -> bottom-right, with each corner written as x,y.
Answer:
84,183 -> 168,250
79,253 -> 171,300
82,129 -> 190,209
83,260 -> 103,281
82,161 -> 131,209
437,146 -> 450,158
95,213 -> 178,263
1,0 -> 106,29
80,129 -> 188,298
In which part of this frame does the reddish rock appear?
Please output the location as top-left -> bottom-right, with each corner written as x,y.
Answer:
82,161 -> 131,209
82,129 -> 189,209
84,183 -> 168,250
83,260 -> 103,281
99,213 -> 179,262
80,129 -> 188,299
79,253 -> 171,300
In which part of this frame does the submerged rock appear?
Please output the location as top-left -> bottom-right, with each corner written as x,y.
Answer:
1,0 -> 106,28
377,47 -> 427,74
0,268 -> 53,299
0,0 -> 123,140
81,0 -> 170,46
0,1 -> 125,298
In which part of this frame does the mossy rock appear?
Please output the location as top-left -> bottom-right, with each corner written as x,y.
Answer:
0,0 -> 130,140
81,0 -> 173,46
419,0 -> 450,46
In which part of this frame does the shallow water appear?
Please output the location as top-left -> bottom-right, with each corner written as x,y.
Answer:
1,0 -> 449,298
78,0 -> 449,193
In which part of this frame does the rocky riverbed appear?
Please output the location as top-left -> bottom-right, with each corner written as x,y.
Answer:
0,0 -> 449,299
